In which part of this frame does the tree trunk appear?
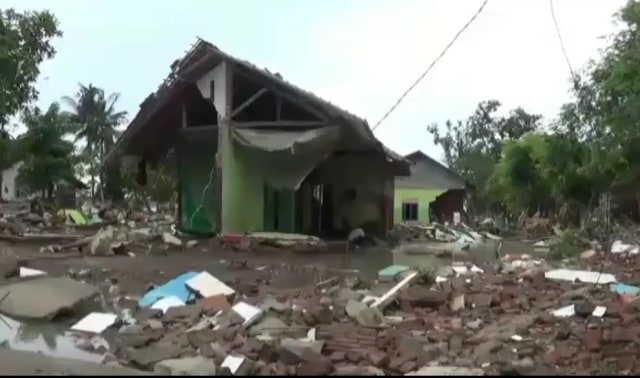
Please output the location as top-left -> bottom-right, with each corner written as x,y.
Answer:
99,141 -> 106,203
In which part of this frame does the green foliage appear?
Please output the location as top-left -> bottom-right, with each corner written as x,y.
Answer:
18,103 -> 77,196
548,230 -> 587,261
63,84 -> 127,201
122,158 -> 175,206
429,1 -> 640,224
427,100 -> 542,212
0,9 -> 61,125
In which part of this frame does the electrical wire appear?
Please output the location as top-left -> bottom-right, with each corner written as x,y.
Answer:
371,0 -> 490,132
550,0 -> 610,285
549,0 -> 577,85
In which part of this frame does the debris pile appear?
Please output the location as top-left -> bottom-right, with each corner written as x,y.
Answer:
36,253 -> 637,376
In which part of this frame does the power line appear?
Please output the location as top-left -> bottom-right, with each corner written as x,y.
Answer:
549,0 -> 577,83
371,0 -> 490,132
549,0 -> 610,286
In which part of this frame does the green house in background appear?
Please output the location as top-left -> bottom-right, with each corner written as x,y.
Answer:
394,150 -> 469,224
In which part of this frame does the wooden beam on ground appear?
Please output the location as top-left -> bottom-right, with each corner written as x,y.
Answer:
231,88 -> 268,118
232,120 -> 330,128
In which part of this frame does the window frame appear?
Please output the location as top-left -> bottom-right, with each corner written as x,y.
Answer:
401,200 -> 419,221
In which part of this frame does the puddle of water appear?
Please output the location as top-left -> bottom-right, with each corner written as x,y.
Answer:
392,239 -> 537,271
0,315 -> 107,362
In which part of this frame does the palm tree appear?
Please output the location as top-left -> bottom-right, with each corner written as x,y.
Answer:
62,84 -> 127,201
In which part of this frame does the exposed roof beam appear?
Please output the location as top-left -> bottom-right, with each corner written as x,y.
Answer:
231,88 -> 268,119
232,120 -> 331,128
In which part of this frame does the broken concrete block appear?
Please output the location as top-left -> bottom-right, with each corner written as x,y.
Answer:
186,240 -> 198,248
249,316 -> 289,336
147,319 -> 163,330
0,276 -> 98,320
401,289 -> 447,308
297,349 -> 333,375
405,366 -> 485,375
232,301 -> 264,327
335,365 -> 385,376
126,342 -> 182,368
260,296 -> 289,313
162,232 -> 182,247
279,338 -> 324,364
90,227 -> 116,256
220,355 -> 253,375
164,304 -> 202,322
345,299 -> 384,326
154,356 -> 217,375
450,294 -> 465,312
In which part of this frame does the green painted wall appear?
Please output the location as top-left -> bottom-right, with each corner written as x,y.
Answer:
393,188 -> 445,223
178,146 -> 217,234
221,136 -> 264,233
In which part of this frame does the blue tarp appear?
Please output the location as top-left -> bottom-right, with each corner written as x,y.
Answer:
138,271 -> 199,308
610,283 -> 640,296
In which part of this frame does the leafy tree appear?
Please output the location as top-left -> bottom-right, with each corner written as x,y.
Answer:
555,0 -> 640,217
0,9 -> 61,126
427,100 -> 542,212
62,84 -> 127,201
18,103 -> 77,198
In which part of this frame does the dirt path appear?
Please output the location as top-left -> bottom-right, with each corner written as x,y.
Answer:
21,244 -> 392,296
0,349 -> 148,375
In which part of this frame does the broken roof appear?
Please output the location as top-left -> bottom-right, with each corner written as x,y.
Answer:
104,38 -> 407,165
404,150 -> 472,189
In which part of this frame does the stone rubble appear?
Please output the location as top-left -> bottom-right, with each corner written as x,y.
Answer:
96,250 -> 640,376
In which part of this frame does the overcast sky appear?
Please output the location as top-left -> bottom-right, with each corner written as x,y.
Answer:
4,0 -> 627,161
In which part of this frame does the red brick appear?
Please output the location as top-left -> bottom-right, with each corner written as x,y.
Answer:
328,351 -> 345,362
297,349 -> 332,375
346,350 -> 362,362
198,294 -> 231,314
545,348 -> 561,366
611,327 -> 639,343
583,328 -> 601,351
399,361 -> 418,374
472,293 -> 492,308
557,343 -> 574,359
367,350 -> 389,367
499,285 -> 520,302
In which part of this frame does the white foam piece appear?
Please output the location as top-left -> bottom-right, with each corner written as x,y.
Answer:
186,271 -> 235,298
544,269 -> 616,284
70,312 -> 118,334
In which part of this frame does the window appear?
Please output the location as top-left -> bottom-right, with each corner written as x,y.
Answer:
402,201 -> 419,221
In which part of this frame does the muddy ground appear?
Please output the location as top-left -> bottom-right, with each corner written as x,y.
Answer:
0,240 -> 400,374
4,235 -> 640,376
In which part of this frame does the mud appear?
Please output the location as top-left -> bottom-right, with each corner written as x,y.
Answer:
0,235 -> 576,375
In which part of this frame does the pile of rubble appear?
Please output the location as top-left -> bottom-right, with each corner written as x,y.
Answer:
41,249 -> 640,376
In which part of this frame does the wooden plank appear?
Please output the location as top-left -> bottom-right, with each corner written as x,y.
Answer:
231,88 -> 268,118
232,120 -> 330,128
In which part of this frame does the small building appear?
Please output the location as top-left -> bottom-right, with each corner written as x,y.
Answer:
1,161 -> 23,201
1,160 -> 86,205
105,39 -> 409,237
394,150 -> 469,224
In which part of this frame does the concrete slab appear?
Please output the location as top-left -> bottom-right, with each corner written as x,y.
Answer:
0,276 -> 98,320
0,349 -> 149,375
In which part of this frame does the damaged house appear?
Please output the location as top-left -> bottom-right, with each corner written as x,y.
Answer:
394,150 -> 470,224
104,39 -> 409,238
